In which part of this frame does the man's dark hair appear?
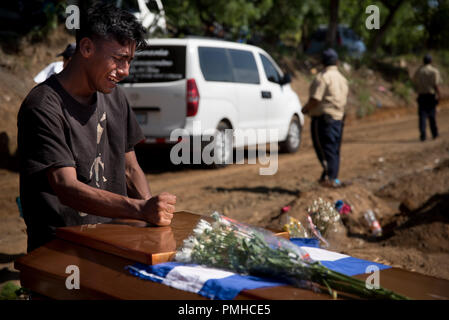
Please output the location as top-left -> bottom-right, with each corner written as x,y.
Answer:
423,54 -> 432,64
76,2 -> 148,51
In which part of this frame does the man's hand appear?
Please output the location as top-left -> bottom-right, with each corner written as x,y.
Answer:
302,105 -> 309,114
140,192 -> 177,226
302,98 -> 319,115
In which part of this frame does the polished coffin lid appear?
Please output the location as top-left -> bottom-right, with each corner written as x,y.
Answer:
55,211 -> 289,265
15,211 -> 449,299
55,211 -> 210,265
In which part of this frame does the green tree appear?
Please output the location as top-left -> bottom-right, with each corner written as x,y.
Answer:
369,0 -> 405,53
164,0 -> 272,39
325,0 -> 339,48
163,0 -> 319,48
415,0 -> 449,49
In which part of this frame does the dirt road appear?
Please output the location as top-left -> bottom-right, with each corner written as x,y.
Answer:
142,104 -> 449,226
1,103 -> 449,291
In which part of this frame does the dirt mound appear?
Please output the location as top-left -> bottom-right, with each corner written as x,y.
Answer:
264,183 -> 396,245
371,192 -> 449,279
348,155 -> 449,278
377,157 -> 449,212
377,160 -> 449,253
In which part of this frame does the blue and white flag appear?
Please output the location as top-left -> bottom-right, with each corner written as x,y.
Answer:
125,240 -> 390,300
292,240 -> 390,276
126,262 -> 286,300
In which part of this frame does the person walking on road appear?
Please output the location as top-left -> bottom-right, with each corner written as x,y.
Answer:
302,48 -> 349,188
413,54 -> 441,141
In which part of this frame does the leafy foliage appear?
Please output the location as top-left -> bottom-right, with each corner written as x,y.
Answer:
0,282 -> 28,300
2,0 -> 448,54
162,0 -> 449,55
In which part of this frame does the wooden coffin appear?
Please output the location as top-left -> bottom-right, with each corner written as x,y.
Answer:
14,211 -> 449,300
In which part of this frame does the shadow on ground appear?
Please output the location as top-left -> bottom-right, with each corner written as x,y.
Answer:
134,145 -> 268,174
207,186 -> 301,197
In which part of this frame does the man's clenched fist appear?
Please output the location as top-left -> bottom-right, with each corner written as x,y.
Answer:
140,192 -> 177,226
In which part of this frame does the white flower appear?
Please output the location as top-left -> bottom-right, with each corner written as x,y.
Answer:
193,220 -> 212,236
181,237 -> 197,250
175,247 -> 193,262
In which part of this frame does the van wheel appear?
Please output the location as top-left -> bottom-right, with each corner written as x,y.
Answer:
211,122 -> 233,168
279,116 -> 301,153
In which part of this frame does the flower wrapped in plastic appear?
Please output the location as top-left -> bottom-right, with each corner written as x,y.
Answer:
175,212 -> 408,300
283,216 -> 310,238
307,198 -> 341,237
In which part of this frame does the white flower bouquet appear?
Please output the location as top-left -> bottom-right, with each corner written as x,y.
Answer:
174,212 -> 408,300
307,198 -> 342,237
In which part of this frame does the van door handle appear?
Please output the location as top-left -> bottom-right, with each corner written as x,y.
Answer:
261,91 -> 272,99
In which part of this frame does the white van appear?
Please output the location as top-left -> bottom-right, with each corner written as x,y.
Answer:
121,38 -> 304,164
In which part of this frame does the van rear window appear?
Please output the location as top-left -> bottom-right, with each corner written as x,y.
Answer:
123,45 -> 186,83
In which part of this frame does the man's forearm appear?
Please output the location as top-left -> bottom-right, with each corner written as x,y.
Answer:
47,166 -> 176,226
54,176 -> 144,220
126,165 -> 152,200
125,150 -> 151,200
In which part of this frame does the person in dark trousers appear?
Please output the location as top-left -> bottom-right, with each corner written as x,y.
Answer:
413,54 -> 441,141
17,3 -> 176,252
302,48 -> 349,188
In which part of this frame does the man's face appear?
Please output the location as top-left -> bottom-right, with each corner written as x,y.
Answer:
88,38 -> 136,94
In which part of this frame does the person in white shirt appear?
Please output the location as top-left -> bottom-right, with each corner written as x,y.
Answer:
33,43 -> 76,84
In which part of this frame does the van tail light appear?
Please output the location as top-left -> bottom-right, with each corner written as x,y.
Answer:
187,78 -> 199,117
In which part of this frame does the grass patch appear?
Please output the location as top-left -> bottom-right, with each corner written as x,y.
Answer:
356,87 -> 374,118
391,80 -> 412,104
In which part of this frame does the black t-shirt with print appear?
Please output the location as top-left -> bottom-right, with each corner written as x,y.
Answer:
17,75 -> 144,252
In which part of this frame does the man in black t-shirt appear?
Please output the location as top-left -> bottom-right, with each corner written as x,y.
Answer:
17,3 -> 176,252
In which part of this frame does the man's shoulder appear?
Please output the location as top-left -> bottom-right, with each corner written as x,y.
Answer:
420,64 -> 437,73
313,70 -> 326,83
322,66 -> 347,83
20,78 -> 63,116
428,64 -> 440,75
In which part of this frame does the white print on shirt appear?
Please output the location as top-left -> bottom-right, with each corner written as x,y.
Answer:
89,154 -> 105,188
79,112 -> 107,217
90,111 -> 107,188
